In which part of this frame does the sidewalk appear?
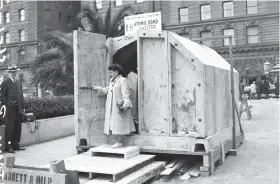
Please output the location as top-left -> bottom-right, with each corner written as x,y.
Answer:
2,135 -> 77,166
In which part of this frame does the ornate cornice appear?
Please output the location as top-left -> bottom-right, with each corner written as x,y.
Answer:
176,27 -> 190,34
222,21 -> 236,29
245,20 -> 259,27
164,13 -> 278,30
198,25 -> 212,32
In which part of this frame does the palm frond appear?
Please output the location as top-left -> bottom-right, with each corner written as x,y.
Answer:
109,5 -> 135,37
78,6 -> 102,33
31,48 -> 64,71
105,0 -> 112,35
45,31 -> 73,54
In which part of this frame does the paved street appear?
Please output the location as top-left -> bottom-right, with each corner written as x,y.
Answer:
191,98 -> 280,184
2,98 -> 279,184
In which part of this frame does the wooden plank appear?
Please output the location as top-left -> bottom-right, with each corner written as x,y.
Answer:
73,31 -> 108,148
113,156 -> 154,181
168,32 -> 206,138
221,141 -> 225,164
180,163 -> 200,181
89,145 -> 140,160
84,162 -> 165,184
138,33 -> 169,135
165,160 -> 177,168
170,44 -> 197,136
160,159 -> 187,176
204,66 -> 216,137
64,154 -> 155,175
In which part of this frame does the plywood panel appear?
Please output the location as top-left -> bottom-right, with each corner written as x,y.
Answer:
74,31 -> 108,146
171,45 -> 197,136
204,66 -> 216,137
138,36 -> 169,135
222,70 -> 231,130
64,154 -> 154,175
215,68 -> 228,133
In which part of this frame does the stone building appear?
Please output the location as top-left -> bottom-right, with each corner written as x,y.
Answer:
0,0 -> 80,97
84,0 -> 279,84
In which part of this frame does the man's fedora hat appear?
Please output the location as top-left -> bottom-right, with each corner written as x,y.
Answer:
6,64 -> 20,72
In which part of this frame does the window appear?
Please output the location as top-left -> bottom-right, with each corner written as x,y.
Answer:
179,7 -> 189,23
19,50 -> 25,63
136,0 -> 144,3
67,2 -> 72,9
96,0 -> 102,9
67,16 -> 72,27
200,31 -> 212,47
223,29 -> 235,46
201,5 -> 211,20
4,11 -> 9,24
115,0 -> 122,6
59,13 -> 62,22
247,0 -> 257,14
247,27 -> 258,44
19,30 -> 25,41
4,32 -> 10,43
19,9 -> 25,21
0,13 -> 2,24
223,2 -> 234,17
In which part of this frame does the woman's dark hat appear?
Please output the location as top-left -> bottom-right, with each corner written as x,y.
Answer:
108,63 -> 124,74
6,64 -> 20,72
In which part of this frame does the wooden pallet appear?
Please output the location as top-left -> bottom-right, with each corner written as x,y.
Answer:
64,154 -> 155,182
89,145 -> 140,160
200,133 -> 244,176
82,162 -> 165,184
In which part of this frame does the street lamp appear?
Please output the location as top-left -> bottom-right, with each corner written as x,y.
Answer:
245,67 -> 250,85
264,61 -> 271,75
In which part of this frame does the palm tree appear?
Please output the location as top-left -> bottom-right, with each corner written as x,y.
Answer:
31,31 -> 74,95
31,1 -> 134,95
77,0 -> 135,38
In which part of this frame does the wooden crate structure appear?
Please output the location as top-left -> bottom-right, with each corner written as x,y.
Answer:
74,30 -> 243,175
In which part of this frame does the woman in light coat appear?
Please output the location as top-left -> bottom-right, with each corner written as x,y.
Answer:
93,64 -> 135,148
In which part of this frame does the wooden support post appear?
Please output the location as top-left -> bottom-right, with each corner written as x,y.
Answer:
229,37 -> 237,151
50,160 -> 66,174
4,156 -> 15,168
200,154 -> 211,176
50,160 -> 80,184
210,151 -> 215,174
221,141 -> 225,165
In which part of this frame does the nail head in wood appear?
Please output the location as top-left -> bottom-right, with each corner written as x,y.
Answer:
198,83 -> 201,86
143,33 -> 146,36
174,43 -> 178,46
191,59 -> 195,62
158,33 -> 161,36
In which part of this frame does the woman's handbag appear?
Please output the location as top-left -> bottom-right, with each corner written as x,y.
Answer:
22,112 -> 36,122
117,101 -> 125,114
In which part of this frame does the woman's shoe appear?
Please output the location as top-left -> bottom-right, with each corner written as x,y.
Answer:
112,142 -> 123,148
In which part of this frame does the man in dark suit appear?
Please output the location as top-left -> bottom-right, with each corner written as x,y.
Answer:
0,64 -> 25,153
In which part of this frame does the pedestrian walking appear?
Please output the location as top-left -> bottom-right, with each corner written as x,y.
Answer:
263,79 -> 270,99
239,80 -> 252,120
275,78 -> 279,98
0,65 -> 25,153
92,64 -> 135,148
250,81 -> 257,100
256,78 -> 262,100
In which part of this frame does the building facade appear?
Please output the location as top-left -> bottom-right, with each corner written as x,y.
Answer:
0,0 -> 80,97
86,0 -> 279,84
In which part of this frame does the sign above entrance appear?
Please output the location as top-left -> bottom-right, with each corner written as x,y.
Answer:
124,12 -> 162,35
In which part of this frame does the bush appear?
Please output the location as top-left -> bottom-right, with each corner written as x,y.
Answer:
24,96 -> 74,120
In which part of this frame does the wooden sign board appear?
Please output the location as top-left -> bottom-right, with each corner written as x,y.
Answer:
1,168 -> 66,184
